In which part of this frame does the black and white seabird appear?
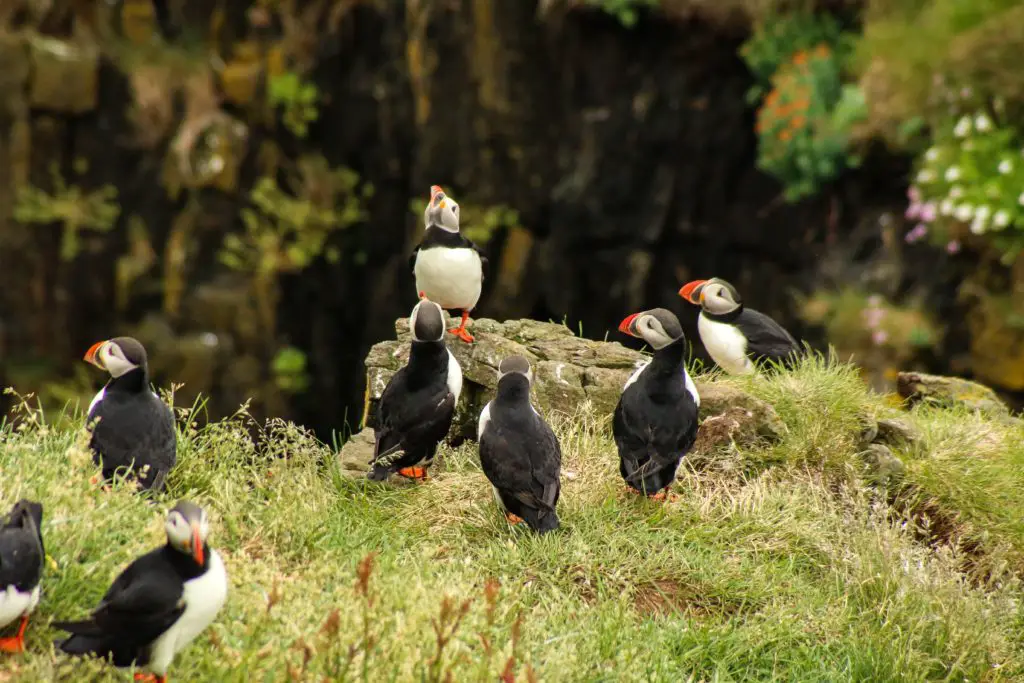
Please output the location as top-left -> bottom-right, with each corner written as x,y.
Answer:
83,337 -> 177,491
410,185 -> 488,343
679,278 -> 802,375
614,308 -> 700,500
54,500 -> 228,683
477,356 -> 562,533
368,299 -> 463,481
0,500 -> 44,654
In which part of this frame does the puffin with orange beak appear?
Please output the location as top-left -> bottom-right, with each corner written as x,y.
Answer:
679,278 -> 802,375
54,500 -> 228,683
613,308 -> 700,500
83,336 -> 176,491
410,185 -> 488,343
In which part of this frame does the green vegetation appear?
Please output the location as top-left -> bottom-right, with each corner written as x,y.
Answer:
3,358 -> 1024,680
267,72 -> 320,139
584,0 -> 659,27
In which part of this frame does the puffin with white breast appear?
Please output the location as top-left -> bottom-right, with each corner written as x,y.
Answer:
83,336 -> 177,491
410,185 -> 488,343
368,299 -> 462,481
477,356 -> 562,533
614,308 -> 700,500
0,500 -> 45,654
679,277 -> 802,375
54,500 -> 228,683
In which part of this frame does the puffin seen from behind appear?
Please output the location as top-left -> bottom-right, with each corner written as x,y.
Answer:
679,277 -> 802,375
83,337 -> 177,492
614,308 -> 700,501
54,500 -> 228,683
367,299 -> 462,481
0,500 -> 44,654
477,356 -> 562,533
410,185 -> 488,343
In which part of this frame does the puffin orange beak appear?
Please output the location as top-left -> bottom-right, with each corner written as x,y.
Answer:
618,313 -> 640,337
430,184 -> 444,200
678,280 -> 708,305
84,340 -> 107,368
191,524 -> 204,565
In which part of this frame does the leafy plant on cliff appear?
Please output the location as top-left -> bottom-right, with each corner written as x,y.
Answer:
583,0 -> 658,27
267,71 -> 319,138
741,12 -> 848,102
13,161 -> 121,261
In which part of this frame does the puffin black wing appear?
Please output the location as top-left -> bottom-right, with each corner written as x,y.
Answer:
408,245 -> 421,275
479,414 -> 561,533
88,391 -> 176,491
733,308 -> 802,366
465,236 -> 489,281
55,549 -> 185,666
613,383 -> 698,495
0,501 -> 44,592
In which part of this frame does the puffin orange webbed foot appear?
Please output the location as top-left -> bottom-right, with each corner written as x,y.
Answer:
505,512 -> 524,525
0,623 -> 25,653
397,466 -> 428,481
448,327 -> 475,344
133,673 -> 165,683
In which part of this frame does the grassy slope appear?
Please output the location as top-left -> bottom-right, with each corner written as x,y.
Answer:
2,357 -> 1024,682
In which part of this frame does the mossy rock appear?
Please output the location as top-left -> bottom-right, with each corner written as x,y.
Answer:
897,371 -> 1010,417
28,35 -> 98,114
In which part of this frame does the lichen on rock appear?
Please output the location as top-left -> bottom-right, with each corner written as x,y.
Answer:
897,371 -> 1011,417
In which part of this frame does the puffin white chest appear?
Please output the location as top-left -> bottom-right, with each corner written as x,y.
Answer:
446,349 -> 463,403
698,314 -> 754,375
414,247 -> 483,311
148,550 -> 228,675
0,584 -> 40,629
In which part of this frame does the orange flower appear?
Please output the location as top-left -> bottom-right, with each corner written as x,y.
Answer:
815,43 -> 830,57
780,130 -> 792,142
791,116 -> 806,128
792,50 -> 808,66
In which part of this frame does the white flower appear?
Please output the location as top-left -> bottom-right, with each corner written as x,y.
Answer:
925,147 -> 939,162
954,116 -> 972,137
945,166 -> 961,182
955,204 -> 974,222
949,186 -> 963,199
994,210 -> 1011,227
976,205 -> 991,221
916,169 -> 935,183
1000,159 -> 1013,174
975,114 -> 993,132
1019,192 -> 1024,206
970,216 -> 987,234
940,199 -> 955,215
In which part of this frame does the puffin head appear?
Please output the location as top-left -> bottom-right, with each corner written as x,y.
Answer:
694,278 -> 742,315
678,279 -> 708,305
165,500 -> 209,566
423,184 -> 460,233
497,355 -> 533,385
83,337 -> 147,378
618,308 -> 684,350
410,299 -> 445,342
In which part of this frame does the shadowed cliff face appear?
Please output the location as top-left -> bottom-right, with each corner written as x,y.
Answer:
0,1 -> 970,437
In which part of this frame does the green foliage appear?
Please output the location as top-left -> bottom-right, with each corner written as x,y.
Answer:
754,44 -> 867,202
271,346 -> 310,394
409,197 -> 519,245
584,0 -> 659,27
13,161 -> 121,261
267,71 -> 320,138
219,156 -> 373,276
905,105 -> 1024,262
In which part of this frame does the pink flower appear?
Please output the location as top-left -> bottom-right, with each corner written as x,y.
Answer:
872,329 -> 889,346
946,240 -> 961,254
907,186 -> 922,203
904,224 -> 928,243
905,203 -> 921,220
919,203 -> 937,222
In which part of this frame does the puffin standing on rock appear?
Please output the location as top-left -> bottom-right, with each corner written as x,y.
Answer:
614,308 -> 700,501
478,356 -> 562,533
83,337 -> 177,492
0,500 -> 45,654
55,501 -> 228,683
679,277 -> 802,375
368,299 -> 462,482
410,185 -> 487,343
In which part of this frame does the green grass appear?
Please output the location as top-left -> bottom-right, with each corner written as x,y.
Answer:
2,358 -> 1024,681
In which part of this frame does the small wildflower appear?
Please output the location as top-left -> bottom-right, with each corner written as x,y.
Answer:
976,205 -> 991,221
955,204 -> 974,222
907,186 -> 921,203
919,202 -> 937,222
1018,192 -> 1024,206
872,329 -> 889,346
925,147 -> 939,162
946,240 -> 961,254
999,159 -> 1013,174
949,186 -> 963,199
954,116 -> 972,137
945,166 -> 961,182
940,198 -> 955,215
970,215 -> 986,234
904,224 -> 928,244
916,169 -> 935,183
975,114 -> 993,132
994,210 -> 1011,227
905,203 -> 921,220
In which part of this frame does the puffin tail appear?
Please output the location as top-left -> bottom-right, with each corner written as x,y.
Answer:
53,620 -> 109,657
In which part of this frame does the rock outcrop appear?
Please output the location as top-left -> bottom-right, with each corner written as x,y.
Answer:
897,371 -> 1011,416
341,316 -> 786,476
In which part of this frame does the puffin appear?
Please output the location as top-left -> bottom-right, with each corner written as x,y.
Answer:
679,277 -> 802,375
83,337 -> 177,491
54,500 -> 228,683
614,308 -> 700,500
367,299 -> 462,481
410,185 -> 488,343
0,499 -> 45,654
477,356 -> 562,533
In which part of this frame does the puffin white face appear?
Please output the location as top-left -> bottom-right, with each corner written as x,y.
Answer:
618,308 -> 683,350
497,355 -> 533,385
83,337 -> 145,378
699,279 -> 742,316
165,500 -> 209,566
424,185 -> 460,233
410,299 -> 445,342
